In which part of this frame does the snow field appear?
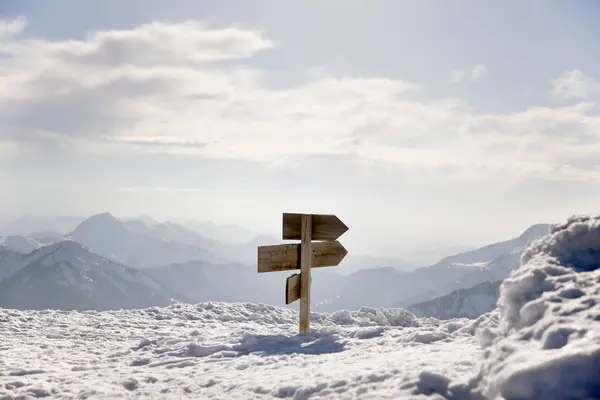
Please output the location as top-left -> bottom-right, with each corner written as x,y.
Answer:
0,303 -> 480,399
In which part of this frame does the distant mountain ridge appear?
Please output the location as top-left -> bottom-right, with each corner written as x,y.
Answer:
0,212 -> 552,314
0,235 -> 41,254
427,223 -> 549,269
0,241 -> 186,310
390,223 -> 550,307
310,223 -> 549,312
66,213 -> 218,268
408,280 -> 501,319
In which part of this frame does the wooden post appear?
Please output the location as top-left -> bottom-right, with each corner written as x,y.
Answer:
299,214 -> 312,333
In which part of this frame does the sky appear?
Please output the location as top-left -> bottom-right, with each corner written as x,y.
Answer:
1,0 -> 600,257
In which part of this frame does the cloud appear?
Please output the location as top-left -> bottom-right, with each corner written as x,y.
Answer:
0,17 -> 25,39
1,18 -> 600,182
471,64 -> 486,80
448,64 -> 486,84
551,69 -> 598,100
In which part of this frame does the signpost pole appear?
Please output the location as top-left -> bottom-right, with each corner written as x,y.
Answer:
299,214 -> 312,334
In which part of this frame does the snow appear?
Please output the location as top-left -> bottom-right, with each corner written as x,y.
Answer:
0,214 -> 598,399
449,262 -> 490,269
455,214 -> 600,399
0,303 -> 481,399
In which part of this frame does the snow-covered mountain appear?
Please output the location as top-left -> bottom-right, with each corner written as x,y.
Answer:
0,213 -> 551,314
428,223 -> 549,269
408,280 -> 501,319
0,241 -> 186,310
311,223 -> 549,312
0,235 -> 41,253
67,213 -> 217,268
390,223 -> 549,307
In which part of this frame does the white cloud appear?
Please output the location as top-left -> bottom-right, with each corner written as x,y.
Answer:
1,18 -> 600,183
448,64 -> 486,84
551,69 -> 598,100
471,64 -> 486,80
0,17 -> 25,39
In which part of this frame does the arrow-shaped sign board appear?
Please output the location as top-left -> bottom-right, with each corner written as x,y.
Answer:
285,273 -> 312,304
257,240 -> 347,273
286,273 -> 301,304
282,213 -> 349,241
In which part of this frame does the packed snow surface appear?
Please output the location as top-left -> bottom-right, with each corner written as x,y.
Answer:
1,214 -> 599,399
458,214 -> 600,400
0,303 -> 480,399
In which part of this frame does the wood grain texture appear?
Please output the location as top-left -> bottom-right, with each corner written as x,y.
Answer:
257,241 -> 347,273
286,273 -> 313,304
285,273 -> 301,304
299,214 -> 312,333
282,213 -> 348,241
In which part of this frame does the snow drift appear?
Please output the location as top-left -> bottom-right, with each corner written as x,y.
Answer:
433,214 -> 600,400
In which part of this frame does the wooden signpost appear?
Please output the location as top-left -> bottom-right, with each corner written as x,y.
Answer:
257,213 -> 349,334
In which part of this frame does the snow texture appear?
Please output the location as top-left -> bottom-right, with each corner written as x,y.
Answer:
0,303 -> 480,399
455,214 -> 600,400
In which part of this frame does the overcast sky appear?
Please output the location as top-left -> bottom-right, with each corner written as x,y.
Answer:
1,0 -> 599,256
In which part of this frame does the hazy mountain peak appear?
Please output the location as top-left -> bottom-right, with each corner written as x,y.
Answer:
0,238 -> 185,311
84,212 -> 121,225
66,213 -> 216,268
519,223 -> 550,241
70,212 -> 128,238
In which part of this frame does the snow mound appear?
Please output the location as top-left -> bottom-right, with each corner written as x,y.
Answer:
442,214 -> 600,400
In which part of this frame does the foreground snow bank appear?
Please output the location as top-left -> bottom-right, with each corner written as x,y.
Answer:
0,302 -> 479,399
440,214 -> 600,400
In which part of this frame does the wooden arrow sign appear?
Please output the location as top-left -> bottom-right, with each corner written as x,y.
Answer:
257,212 -> 349,334
257,240 -> 347,273
285,273 -> 312,304
282,213 -> 348,241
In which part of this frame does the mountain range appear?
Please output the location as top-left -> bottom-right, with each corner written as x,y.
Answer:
0,213 -> 551,315
2,214 -> 415,275
0,241 -> 186,310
